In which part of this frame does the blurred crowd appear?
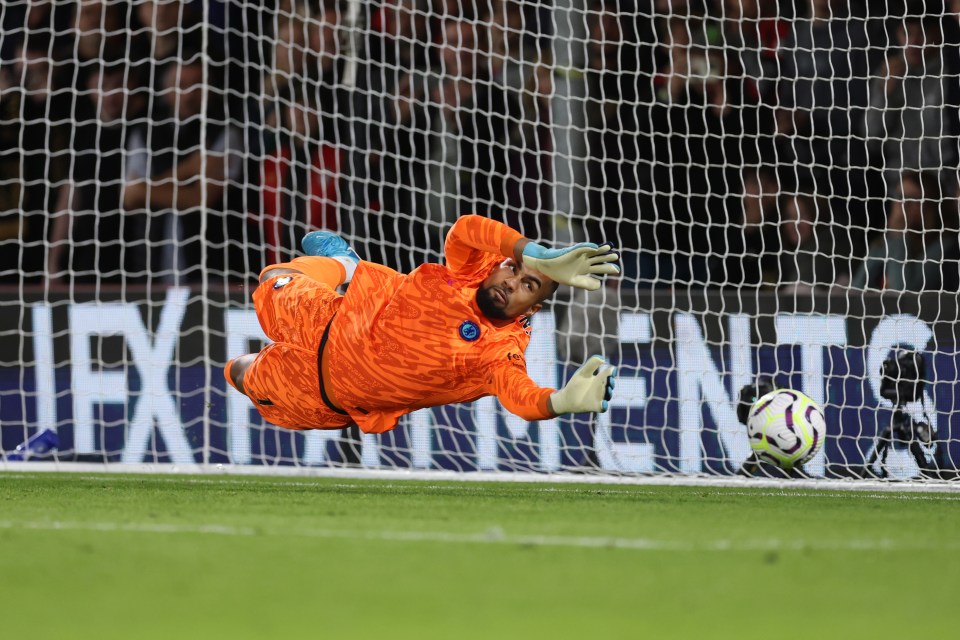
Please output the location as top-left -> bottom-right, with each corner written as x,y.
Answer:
1,0 -> 959,293
591,0 -> 960,292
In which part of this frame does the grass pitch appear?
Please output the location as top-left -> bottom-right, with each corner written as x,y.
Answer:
1,473 -> 958,639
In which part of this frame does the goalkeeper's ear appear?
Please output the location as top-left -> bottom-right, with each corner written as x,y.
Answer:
518,282 -> 557,320
524,303 -> 543,317
526,278 -> 560,316
540,279 -> 561,301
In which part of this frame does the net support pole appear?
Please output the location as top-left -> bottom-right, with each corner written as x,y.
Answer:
549,0 -> 589,245
341,0 -> 362,89
200,2 -> 211,466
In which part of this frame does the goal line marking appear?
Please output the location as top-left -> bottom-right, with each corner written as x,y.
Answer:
4,471 -> 960,499
4,462 -> 960,493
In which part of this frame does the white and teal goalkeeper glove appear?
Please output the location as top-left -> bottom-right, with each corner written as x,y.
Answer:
521,242 -> 620,291
549,356 -> 617,416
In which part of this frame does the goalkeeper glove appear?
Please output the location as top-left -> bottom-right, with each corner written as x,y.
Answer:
521,242 -> 620,291
549,356 -> 616,416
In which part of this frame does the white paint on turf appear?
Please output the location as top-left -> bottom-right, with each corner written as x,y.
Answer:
4,472 -> 960,499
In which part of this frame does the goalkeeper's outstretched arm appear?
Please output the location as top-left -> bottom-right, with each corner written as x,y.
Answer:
492,355 -> 617,420
516,241 -> 620,292
547,356 -> 617,416
445,215 -> 621,291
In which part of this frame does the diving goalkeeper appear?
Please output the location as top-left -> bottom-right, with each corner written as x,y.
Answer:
225,215 -> 620,434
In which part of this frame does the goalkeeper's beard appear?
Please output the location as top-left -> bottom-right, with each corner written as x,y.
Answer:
476,285 -> 511,321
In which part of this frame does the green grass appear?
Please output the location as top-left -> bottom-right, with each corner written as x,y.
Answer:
1,473 -> 958,639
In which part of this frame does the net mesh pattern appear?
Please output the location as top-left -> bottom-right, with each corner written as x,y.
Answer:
1,0 -> 958,481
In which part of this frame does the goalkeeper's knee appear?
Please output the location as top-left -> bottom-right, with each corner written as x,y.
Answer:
225,354 -> 256,396
259,265 -> 301,284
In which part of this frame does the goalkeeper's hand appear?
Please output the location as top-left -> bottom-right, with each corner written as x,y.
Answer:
520,242 -> 620,291
548,356 -> 616,416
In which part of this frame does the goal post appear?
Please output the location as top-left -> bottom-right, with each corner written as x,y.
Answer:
1,0 -> 959,483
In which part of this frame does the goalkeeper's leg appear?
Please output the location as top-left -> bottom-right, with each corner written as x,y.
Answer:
225,271 -> 343,421
259,231 -> 360,288
223,344 -> 352,431
227,231 -> 360,402
224,274 -> 337,399
225,354 -> 255,395
259,258 -> 342,288
252,270 -> 341,343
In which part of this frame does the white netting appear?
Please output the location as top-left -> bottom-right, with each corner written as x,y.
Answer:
1,0 -> 958,482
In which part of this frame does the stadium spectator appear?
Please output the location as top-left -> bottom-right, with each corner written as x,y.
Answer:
585,1 -> 657,288
132,1 -> 229,114
481,0 -> 553,237
722,166 -> 780,288
41,3 -> 153,285
485,0 -> 534,94
0,66 -> 22,282
124,0 -> 212,205
48,54 -> 150,285
266,1 -> 341,104
722,0 -> 787,106
122,52 -> 243,283
778,0 -> 878,264
207,0 -> 269,123
425,19 -> 485,243
0,0 -> 74,65
689,49 -> 771,286
863,8 -> 960,195
852,171 -> 960,292
134,0 -> 203,83
459,19 -> 527,228
271,4 -> 315,93
1,31 -> 72,284
651,13 -> 705,286
75,0 -> 133,66
424,19 -> 518,245
652,11 -> 764,286
776,191 -> 844,295
345,15 -> 517,265
340,0 -> 436,272
249,1 -> 345,270
258,82 -> 342,266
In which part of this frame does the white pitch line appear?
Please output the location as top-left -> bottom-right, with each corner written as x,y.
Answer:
5,462 -> 960,493
1,520 -> 957,552
3,473 -> 960,500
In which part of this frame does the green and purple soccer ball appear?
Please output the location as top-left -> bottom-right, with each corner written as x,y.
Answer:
746,389 -> 826,470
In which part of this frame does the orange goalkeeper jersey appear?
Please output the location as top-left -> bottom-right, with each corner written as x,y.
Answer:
325,215 -> 555,434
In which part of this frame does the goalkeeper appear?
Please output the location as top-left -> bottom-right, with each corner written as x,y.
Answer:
225,215 -> 620,434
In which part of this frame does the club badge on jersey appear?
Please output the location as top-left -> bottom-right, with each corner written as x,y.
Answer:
459,320 -> 480,342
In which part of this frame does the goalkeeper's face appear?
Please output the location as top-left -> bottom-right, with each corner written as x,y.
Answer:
476,259 -> 556,321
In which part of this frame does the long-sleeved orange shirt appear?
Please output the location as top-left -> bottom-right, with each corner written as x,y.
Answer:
325,215 -> 555,433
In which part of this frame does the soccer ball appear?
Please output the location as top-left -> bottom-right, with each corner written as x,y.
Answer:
746,389 -> 826,470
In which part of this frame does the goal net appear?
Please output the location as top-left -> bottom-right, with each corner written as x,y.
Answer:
2,0 -> 958,482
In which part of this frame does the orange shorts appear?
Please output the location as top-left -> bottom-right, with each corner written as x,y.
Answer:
226,272 -> 351,431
